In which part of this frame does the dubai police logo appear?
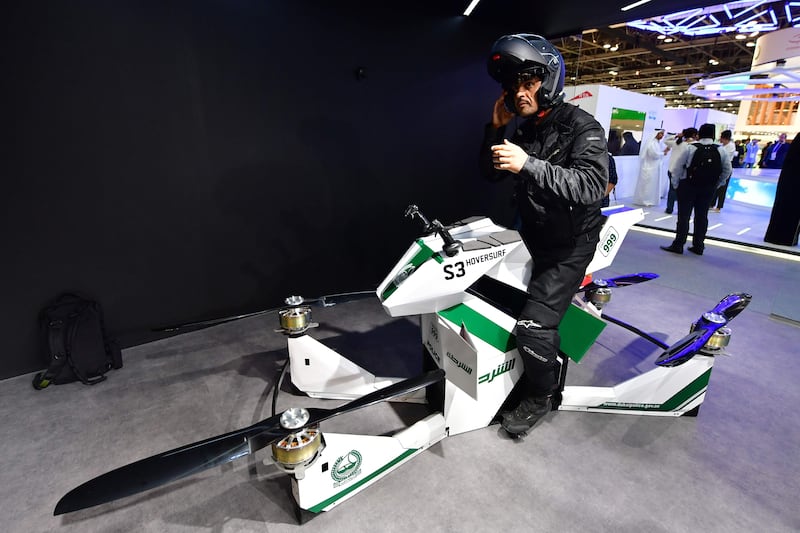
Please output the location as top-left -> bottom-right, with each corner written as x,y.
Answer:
331,450 -> 362,486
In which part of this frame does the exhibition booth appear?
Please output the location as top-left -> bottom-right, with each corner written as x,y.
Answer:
563,84 -> 758,209
562,84 -> 665,200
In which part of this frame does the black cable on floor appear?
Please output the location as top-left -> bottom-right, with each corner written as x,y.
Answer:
272,358 -> 290,417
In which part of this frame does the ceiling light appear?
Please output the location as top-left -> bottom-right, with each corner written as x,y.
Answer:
746,41 -> 756,47
627,4 -> 780,37
657,34 -> 667,40
621,0 -> 652,11
735,33 -> 747,40
462,0 -> 481,16
657,59 -> 661,64
610,45 -> 619,51
635,70 -> 640,75
664,37 -> 674,43
609,70 -> 618,75
603,43 -> 612,49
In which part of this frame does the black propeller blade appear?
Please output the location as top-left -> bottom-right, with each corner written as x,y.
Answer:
579,272 -> 658,293
152,290 -> 376,332
54,368 -> 445,516
654,293 -> 751,367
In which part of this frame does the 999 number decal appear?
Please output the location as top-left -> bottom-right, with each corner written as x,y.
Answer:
599,228 -> 619,257
443,261 -> 465,280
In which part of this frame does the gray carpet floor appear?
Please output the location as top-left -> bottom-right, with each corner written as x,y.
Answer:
2,219 -> 799,533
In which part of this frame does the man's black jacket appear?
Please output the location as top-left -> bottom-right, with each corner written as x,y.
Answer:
480,102 -> 609,250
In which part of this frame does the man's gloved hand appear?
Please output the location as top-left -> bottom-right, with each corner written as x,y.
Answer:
491,138 -> 528,174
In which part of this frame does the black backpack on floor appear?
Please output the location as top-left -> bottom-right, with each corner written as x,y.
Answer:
32,293 -> 123,389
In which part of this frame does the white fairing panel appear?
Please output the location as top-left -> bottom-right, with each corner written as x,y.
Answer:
378,207 -> 644,318
586,206 -> 644,273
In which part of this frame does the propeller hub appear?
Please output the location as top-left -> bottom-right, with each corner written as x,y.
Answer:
280,407 -> 310,429
702,312 -> 726,324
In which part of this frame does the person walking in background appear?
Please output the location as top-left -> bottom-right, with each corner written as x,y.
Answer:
660,123 -> 732,256
743,138 -> 759,168
711,129 -> 736,212
763,133 -> 790,169
665,127 -> 697,214
634,129 -> 668,207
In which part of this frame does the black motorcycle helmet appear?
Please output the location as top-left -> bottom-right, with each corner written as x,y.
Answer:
487,33 -> 566,110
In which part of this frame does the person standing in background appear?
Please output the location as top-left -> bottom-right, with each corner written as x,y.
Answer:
711,129 -> 736,212
660,123 -> 732,256
743,138 -> 759,168
759,141 -> 773,168
634,129 -> 669,207
665,127 -> 697,214
764,133 -> 790,169
602,153 -> 618,208
765,132 -> 800,246
733,139 -> 744,168
621,131 -> 640,155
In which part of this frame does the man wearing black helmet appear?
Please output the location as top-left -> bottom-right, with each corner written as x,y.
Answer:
480,34 -> 608,436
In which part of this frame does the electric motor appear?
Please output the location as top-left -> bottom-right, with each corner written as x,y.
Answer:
278,306 -> 316,335
270,407 -> 325,479
585,279 -> 612,309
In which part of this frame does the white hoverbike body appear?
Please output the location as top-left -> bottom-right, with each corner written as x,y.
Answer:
53,206 -> 751,522
282,205 -> 737,515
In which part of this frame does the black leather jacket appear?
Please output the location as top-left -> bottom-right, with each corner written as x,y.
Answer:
480,102 -> 608,250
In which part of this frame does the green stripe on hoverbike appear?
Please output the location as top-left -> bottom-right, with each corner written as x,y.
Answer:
380,240 -> 443,302
596,368 -> 712,412
436,303 -> 605,363
308,448 -> 418,513
438,304 -> 517,353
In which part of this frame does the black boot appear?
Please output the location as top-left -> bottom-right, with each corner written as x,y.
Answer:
501,394 -> 552,436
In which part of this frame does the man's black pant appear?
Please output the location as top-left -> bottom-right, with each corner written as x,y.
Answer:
674,180 -> 717,251
516,231 -> 600,396
711,178 -> 730,209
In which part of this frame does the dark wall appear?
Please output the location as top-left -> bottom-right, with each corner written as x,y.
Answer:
1,1 -> 515,379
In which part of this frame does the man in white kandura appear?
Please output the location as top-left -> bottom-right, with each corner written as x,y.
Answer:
634,129 -> 669,207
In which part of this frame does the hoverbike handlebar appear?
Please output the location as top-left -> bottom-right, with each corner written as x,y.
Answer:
405,204 -> 462,257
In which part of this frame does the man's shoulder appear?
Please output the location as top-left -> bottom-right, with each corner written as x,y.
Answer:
556,102 -> 602,129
